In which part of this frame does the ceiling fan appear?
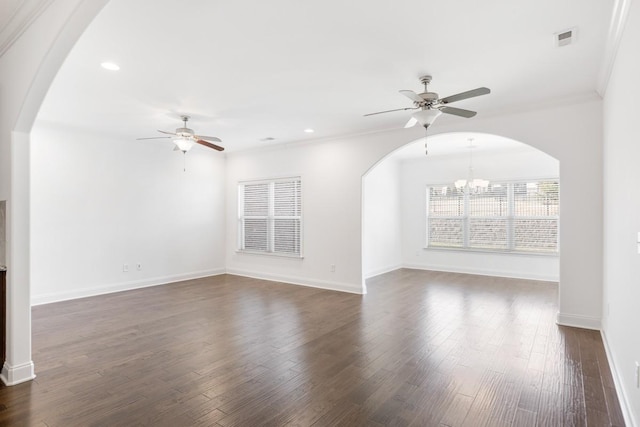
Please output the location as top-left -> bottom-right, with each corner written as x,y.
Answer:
364,75 -> 490,129
136,115 -> 224,153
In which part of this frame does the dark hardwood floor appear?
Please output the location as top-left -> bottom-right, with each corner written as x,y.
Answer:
0,269 -> 626,426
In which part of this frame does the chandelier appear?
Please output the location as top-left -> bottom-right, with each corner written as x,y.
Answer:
454,138 -> 489,193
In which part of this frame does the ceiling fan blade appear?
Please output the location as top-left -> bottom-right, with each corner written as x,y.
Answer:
439,106 -> 477,118
440,87 -> 490,104
364,107 -> 417,117
136,136 -> 172,140
404,117 -> 418,128
158,130 -> 177,136
194,135 -> 222,143
196,139 -> 225,151
399,90 -> 424,103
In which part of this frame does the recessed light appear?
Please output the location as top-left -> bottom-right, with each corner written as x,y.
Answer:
100,62 -> 120,71
304,128 -> 314,133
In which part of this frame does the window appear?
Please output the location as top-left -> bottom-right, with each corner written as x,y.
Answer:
427,179 -> 558,254
238,177 -> 302,256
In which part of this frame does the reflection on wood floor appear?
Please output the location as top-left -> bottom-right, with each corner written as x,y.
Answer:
0,269 -> 626,426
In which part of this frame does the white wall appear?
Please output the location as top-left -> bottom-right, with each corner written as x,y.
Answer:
363,158 -> 402,278
225,98 -> 602,317
30,122 -> 226,304
224,137 -> 391,294
602,0 -> 640,423
400,147 -> 559,281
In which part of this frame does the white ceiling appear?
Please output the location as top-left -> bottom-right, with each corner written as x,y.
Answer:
36,0 -> 612,155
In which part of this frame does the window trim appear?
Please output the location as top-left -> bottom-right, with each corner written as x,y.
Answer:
237,176 -> 303,258
425,178 -> 559,255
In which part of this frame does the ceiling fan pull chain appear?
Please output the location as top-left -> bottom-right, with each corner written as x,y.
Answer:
424,123 -> 431,156
183,152 -> 187,172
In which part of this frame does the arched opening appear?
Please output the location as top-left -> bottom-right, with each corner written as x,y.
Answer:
363,131 -> 560,291
1,0 -> 111,385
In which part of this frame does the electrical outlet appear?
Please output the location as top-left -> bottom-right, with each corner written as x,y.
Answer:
136,263 -> 142,271
123,264 -> 129,272
330,264 -> 336,272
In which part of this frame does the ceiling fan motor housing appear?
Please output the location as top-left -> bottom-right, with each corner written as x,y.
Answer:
420,92 -> 439,101
175,127 -> 195,137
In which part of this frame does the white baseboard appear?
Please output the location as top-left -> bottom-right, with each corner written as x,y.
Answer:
364,264 -> 402,279
1,360 -> 36,386
31,268 -> 226,305
601,330 -> 637,427
556,312 -> 602,330
225,268 -> 364,294
402,263 -> 559,282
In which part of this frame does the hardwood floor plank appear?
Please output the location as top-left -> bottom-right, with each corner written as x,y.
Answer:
0,270 -> 625,426
603,385 -> 626,427
536,390 -> 564,427
438,392 -> 474,427
517,367 -> 543,413
512,408 -> 537,427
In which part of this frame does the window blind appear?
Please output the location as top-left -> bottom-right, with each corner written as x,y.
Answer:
426,179 -> 559,254
239,177 -> 302,256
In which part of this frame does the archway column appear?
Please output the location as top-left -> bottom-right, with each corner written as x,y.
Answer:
1,132 -> 34,385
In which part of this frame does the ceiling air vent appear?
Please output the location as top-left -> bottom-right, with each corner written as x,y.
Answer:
554,28 -> 577,47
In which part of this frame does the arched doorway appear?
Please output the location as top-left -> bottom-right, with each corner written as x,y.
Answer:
0,0 -> 110,385
362,132 -> 560,289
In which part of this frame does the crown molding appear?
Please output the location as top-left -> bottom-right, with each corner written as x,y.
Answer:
0,0 -> 55,58
596,0 -> 634,96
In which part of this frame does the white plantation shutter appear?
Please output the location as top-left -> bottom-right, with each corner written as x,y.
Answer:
469,218 -> 508,250
513,181 -> 559,252
427,185 -> 464,248
243,218 -> 268,252
273,180 -> 301,254
242,183 -> 269,252
243,183 -> 269,216
429,218 -> 464,247
239,177 -> 302,256
468,185 -> 508,250
514,219 -> 558,251
426,179 -> 559,254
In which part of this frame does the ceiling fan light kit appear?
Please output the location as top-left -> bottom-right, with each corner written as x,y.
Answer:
412,109 -> 442,128
174,136 -> 195,152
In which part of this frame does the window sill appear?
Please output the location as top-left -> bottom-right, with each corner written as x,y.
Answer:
236,250 -> 304,259
423,246 -> 559,258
